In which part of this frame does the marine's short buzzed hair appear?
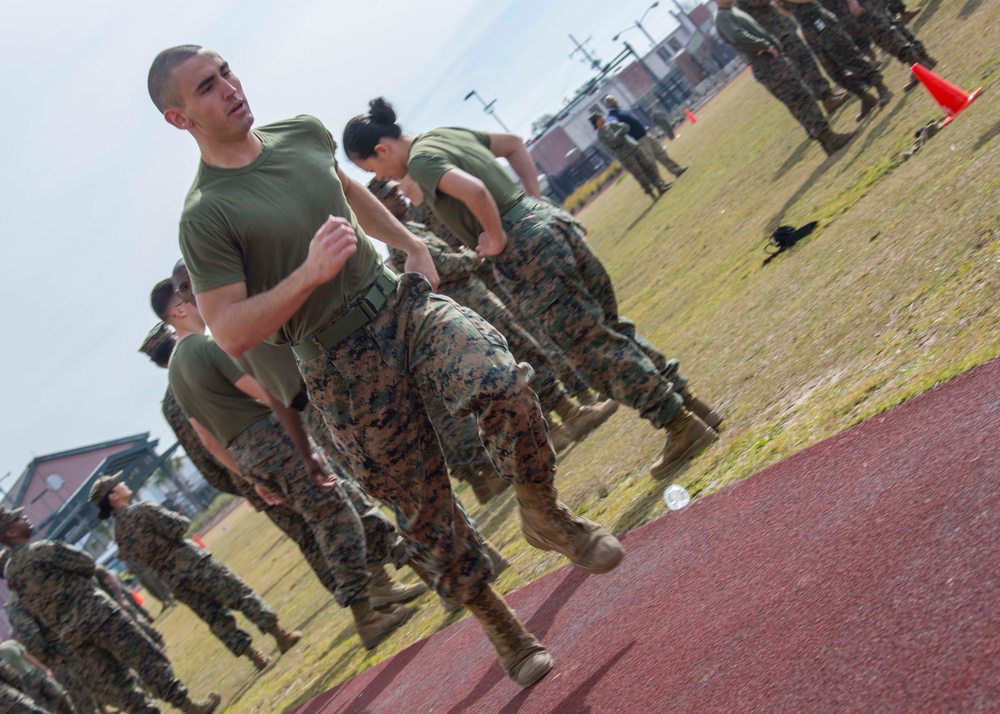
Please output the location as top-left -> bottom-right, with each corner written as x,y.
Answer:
150,278 -> 178,320
148,45 -> 204,112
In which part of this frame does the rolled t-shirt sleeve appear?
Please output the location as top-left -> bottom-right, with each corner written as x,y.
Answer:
408,151 -> 457,199
205,340 -> 246,385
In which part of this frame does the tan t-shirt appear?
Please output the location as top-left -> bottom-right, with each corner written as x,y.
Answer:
167,334 -> 269,446
235,343 -> 304,408
179,115 -> 383,344
407,127 -> 525,249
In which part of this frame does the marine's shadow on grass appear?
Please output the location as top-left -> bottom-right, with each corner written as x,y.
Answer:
912,0 -> 944,31
959,0 -> 984,19
845,95 -> 912,163
771,137 -> 814,182
765,150 -> 846,234
474,488 -> 519,535
625,204 -> 658,233
612,481 -> 668,535
972,117 -> 1000,152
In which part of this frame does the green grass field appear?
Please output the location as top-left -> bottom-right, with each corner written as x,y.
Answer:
150,3 -> 999,711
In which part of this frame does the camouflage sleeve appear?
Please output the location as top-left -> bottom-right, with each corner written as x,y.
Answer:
425,240 -> 480,283
600,122 -> 632,151
7,605 -> 67,664
37,542 -> 95,578
141,503 -> 190,541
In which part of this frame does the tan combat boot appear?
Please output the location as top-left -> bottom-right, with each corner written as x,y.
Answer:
465,585 -> 553,688
855,91 -> 879,121
548,419 -> 574,452
245,646 -> 271,671
486,540 -> 511,578
179,693 -> 221,714
369,564 -> 428,609
350,597 -> 412,650
513,481 -> 623,574
821,90 -> 850,114
874,80 -> 894,105
678,387 -> 723,430
818,128 -> 856,157
572,388 -> 597,406
650,408 -> 718,481
270,624 -> 302,653
553,395 -> 620,442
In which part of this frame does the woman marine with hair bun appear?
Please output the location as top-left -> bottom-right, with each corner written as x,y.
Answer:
343,98 -> 724,483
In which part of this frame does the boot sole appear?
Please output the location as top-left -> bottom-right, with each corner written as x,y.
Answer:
361,607 -> 413,650
370,583 -> 429,609
649,428 -> 719,481
508,650 -> 555,688
566,401 -> 621,442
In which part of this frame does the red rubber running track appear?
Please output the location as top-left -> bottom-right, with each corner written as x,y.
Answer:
289,358 -> 999,713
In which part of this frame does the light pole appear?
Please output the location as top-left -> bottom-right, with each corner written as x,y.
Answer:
612,2 -> 661,48
464,90 -> 510,132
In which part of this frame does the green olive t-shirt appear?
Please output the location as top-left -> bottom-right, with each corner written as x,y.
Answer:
179,115 -> 383,344
168,334 -> 270,447
407,127 -> 525,249
235,342 -> 304,408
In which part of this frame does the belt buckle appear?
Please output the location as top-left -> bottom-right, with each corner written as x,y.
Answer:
359,300 -> 378,320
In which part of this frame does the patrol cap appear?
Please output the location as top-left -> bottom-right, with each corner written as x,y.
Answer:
588,110 -> 604,127
89,472 -> 124,506
367,177 -> 399,200
0,507 -> 25,531
139,322 -> 173,358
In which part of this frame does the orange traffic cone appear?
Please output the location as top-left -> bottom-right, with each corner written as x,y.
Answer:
911,63 -> 983,126
192,534 -> 207,548
130,590 -> 145,606
684,108 -> 698,124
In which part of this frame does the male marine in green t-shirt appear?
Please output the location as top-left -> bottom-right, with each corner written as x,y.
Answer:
147,44 -> 625,687
150,278 -> 415,651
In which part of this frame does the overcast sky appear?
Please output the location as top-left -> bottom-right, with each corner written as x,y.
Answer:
0,0 -> 689,488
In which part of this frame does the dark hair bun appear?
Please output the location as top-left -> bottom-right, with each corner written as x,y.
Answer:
369,97 -> 396,125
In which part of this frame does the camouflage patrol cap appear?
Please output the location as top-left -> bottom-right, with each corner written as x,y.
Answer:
89,472 -> 124,506
367,177 -> 400,200
588,110 -> 604,127
0,507 -> 25,531
139,322 -> 173,358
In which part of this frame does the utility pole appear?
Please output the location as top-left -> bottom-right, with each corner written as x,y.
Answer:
569,34 -> 603,71
464,90 -> 510,132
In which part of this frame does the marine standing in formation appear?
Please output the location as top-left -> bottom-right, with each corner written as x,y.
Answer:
148,278 -> 416,651
173,259 -> 430,607
589,111 -> 673,200
0,507 -> 220,713
90,473 -> 301,671
735,0 -> 850,114
604,96 -> 689,179
775,0 -> 893,120
140,321 -> 405,606
714,0 -> 857,154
